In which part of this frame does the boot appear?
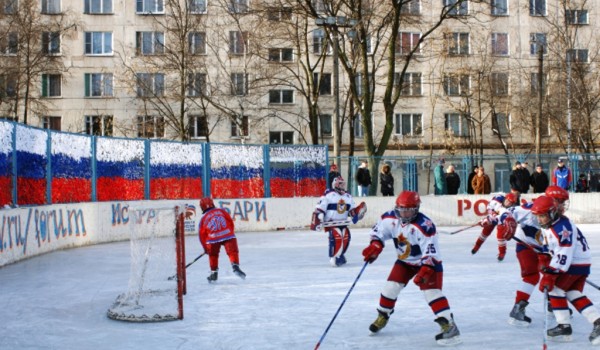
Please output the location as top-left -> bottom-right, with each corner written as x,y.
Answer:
471,239 -> 484,255
590,319 -> 600,345
232,264 -> 246,280
207,269 -> 218,283
369,310 -> 391,334
498,245 -> 507,261
508,300 -> 532,327
434,314 -> 461,345
547,324 -> 572,342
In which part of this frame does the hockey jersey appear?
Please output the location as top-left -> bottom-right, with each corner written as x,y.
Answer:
198,207 -> 236,248
368,211 -> 443,270
542,216 -> 591,275
314,189 -> 357,223
485,193 -> 505,222
499,202 -> 543,250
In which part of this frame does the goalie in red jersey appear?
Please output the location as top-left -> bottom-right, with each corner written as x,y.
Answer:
198,197 -> 246,283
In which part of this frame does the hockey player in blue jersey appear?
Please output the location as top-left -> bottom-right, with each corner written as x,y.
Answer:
362,190 -> 461,346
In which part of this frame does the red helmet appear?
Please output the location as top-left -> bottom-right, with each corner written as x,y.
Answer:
531,195 -> 558,228
395,191 -> 420,223
545,185 -> 569,201
504,192 -> 519,207
200,197 -> 215,213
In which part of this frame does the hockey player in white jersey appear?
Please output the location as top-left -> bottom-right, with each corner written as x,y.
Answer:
471,192 -> 514,260
310,176 -> 366,267
531,195 -> 600,344
361,190 -> 461,346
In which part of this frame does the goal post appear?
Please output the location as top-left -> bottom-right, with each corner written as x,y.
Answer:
107,205 -> 186,322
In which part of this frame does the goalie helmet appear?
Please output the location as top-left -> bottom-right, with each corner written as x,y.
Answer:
332,176 -> 346,194
200,197 -> 215,213
394,191 -> 420,223
531,195 -> 558,229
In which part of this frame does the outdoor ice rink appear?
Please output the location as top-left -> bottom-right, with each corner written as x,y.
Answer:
2,224 -> 600,350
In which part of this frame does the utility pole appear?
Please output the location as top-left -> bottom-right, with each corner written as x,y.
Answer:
531,36 -> 544,165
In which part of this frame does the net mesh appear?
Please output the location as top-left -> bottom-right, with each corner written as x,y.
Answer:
107,207 -> 181,322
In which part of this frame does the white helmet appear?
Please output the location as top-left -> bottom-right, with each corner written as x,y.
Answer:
332,176 -> 346,194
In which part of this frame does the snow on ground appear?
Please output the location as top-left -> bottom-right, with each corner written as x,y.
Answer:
2,224 -> 600,350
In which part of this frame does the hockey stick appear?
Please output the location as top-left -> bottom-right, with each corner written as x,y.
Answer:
440,222 -> 480,235
543,289 -> 549,350
314,261 -> 369,350
167,252 -> 206,280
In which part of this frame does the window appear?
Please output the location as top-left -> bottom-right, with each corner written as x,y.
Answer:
231,115 -> 248,137
136,31 -> 164,55
85,115 -> 113,136
188,115 -> 208,138
0,32 -> 17,55
41,0 -> 60,13
492,112 -> 510,136
491,72 -> 509,96
230,73 -> 247,96
267,7 -> 292,21
447,32 -> 469,55
443,74 -> 470,96
530,73 -> 547,95
354,114 -> 364,138
395,72 -> 422,96
41,74 -> 61,97
445,113 -> 470,136
313,28 -> 331,55
396,32 -> 421,55
229,0 -> 248,13
445,0 -> 468,15
136,73 -> 164,97
0,0 -> 16,14
269,89 -> 294,104
269,131 -> 293,144
42,116 -> 61,131
567,49 -> 588,63
356,73 -> 373,97
229,31 -> 248,55
400,0 -> 420,14
85,73 -> 113,97
137,116 -> 165,138
312,0 -> 328,13
268,48 -> 294,62
540,114 -> 550,136
187,73 -> 206,97
0,74 -> 17,98
189,0 -> 206,13
189,32 -> 206,54
530,0 -> 545,16
491,0 -> 507,15
491,33 -> 509,56
566,10 -> 589,25
395,113 -> 422,136
530,33 -> 547,55
84,32 -> 112,55
136,0 -> 164,13
84,0 -> 112,14
314,73 -> 331,95
319,114 -> 332,137
42,32 -> 61,55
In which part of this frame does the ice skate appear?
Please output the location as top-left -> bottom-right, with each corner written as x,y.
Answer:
369,310 -> 390,334
232,264 -> 246,280
590,319 -> 600,345
497,246 -> 506,262
471,240 -> 483,255
508,300 -> 532,327
207,270 -> 218,283
434,315 -> 461,346
548,324 -> 572,342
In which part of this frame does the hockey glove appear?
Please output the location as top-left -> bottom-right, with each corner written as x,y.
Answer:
413,265 -> 435,286
362,240 -> 383,263
539,269 -> 559,292
537,253 -> 552,272
349,202 -> 367,224
310,211 -> 324,231
502,216 -> 517,240
479,217 -> 491,227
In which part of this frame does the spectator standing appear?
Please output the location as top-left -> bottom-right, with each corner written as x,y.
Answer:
434,158 -> 448,195
552,158 -> 572,190
509,161 -> 531,194
356,160 -> 372,196
467,165 -> 478,194
576,173 -> 589,193
328,163 -> 341,189
379,163 -> 394,197
472,166 -> 491,194
445,164 -> 461,195
530,164 -> 549,193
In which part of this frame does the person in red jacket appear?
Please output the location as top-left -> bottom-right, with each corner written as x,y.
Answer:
198,197 -> 246,283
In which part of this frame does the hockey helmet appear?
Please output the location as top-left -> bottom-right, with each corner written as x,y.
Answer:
394,191 -> 420,223
200,197 -> 215,213
531,195 -> 558,229
545,185 -> 570,214
332,176 -> 346,194
503,192 -> 519,207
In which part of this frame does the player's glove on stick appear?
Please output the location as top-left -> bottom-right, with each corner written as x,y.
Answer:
349,202 -> 367,224
539,268 -> 559,292
502,216 -> 517,240
362,240 -> 383,263
310,211 -> 323,231
413,265 -> 435,286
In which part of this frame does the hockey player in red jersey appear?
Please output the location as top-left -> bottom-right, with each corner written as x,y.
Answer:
362,191 -> 461,346
198,197 -> 246,283
311,176 -> 366,267
532,195 -> 600,344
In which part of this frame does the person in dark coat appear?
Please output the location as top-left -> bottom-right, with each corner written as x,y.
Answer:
467,166 -> 478,194
445,164 -> 461,195
576,173 -> 589,193
509,161 -> 531,194
328,163 -> 341,189
530,164 -> 549,193
379,163 -> 394,196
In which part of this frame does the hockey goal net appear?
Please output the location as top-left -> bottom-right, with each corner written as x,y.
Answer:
107,206 -> 186,322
